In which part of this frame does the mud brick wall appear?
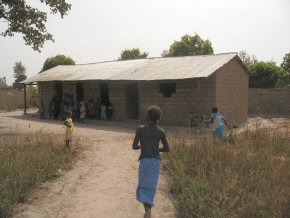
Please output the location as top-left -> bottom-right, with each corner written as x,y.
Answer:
139,77 -> 216,126
249,88 -> 290,116
215,58 -> 249,125
108,82 -> 127,120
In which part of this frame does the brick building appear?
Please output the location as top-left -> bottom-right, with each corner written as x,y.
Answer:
23,53 -> 249,126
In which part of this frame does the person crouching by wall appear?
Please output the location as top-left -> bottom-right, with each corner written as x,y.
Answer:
64,111 -> 74,147
132,105 -> 170,218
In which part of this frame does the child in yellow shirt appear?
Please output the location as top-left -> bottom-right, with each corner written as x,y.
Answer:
64,111 -> 74,147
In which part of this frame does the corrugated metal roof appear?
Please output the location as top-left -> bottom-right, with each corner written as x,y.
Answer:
22,53 -> 239,84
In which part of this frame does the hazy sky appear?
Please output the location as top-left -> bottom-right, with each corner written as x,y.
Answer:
1,0 -> 289,85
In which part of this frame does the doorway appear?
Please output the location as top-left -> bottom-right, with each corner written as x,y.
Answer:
125,83 -> 139,119
75,82 -> 84,119
100,83 -> 109,105
76,82 -> 84,100
53,83 -> 63,119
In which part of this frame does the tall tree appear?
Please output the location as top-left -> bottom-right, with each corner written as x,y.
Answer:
248,61 -> 283,88
119,48 -> 148,60
281,52 -> 290,75
41,54 -> 75,72
13,61 -> 27,90
277,52 -> 290,88
162,33 -> 214,57
238,50 -> 257,66
0,0 -> 71,52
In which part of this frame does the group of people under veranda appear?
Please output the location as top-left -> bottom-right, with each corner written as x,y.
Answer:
40,95 -> 114,122
62,105 -> 229,218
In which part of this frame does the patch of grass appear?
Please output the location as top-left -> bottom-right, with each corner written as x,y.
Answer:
165,127 -> 290,218
0,132 -> 82,217
0,87 -> 38,111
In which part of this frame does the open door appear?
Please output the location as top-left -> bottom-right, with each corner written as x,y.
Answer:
76,82 -> 84,100
100,83 -> 109,105
125,83 -> 139,119
53,83 -> 63,119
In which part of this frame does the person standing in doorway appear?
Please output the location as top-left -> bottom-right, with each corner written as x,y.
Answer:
79,98 -> 86,121
107,102 -> 114,120
132,106 -> 169,218
96,98 -> 101,119
100,103 -> 106,120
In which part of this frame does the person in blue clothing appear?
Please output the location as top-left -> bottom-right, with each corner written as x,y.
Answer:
208,107 -> 229,138
132,106 -> 169,218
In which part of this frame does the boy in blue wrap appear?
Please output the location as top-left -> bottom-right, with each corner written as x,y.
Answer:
132,106 -> 169,218
208,107 -> 229,139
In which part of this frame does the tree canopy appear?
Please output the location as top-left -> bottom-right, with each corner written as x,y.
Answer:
162,34 -> 214,57
238,50 -> 257,66
41,55 -> 75,72
248,61 -> 283,89
13,61 -> 27,90
281,52 -> 290,75
0,0 -> 71,52
276,52 -> 290,88
119,48 -> 148,60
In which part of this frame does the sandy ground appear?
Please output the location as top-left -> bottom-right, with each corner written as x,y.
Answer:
0,110 -> 176,218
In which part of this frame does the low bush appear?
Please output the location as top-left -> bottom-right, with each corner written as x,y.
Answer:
165,127 -> 290,218
0,132 -> 82,217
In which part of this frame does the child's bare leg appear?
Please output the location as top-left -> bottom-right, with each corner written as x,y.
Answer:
143,203 -> 151,218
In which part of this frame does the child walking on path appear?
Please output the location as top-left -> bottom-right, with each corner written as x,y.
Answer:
64,111 -> 74,147
132,106 -> 169,218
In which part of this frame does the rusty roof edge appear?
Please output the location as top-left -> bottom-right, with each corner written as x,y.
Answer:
21,53 -> 239,84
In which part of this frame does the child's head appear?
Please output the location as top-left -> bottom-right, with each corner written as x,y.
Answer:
147,106 -> 162,123
212,107 -> 218,114
67,111 -> 72,118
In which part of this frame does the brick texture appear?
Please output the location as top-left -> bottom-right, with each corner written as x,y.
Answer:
249,88 -> 290,116
215,58 -> 249,124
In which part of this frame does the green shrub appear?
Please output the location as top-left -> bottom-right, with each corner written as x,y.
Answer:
165,127 -> 290,218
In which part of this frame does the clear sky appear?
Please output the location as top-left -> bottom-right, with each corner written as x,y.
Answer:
1,0 -> 289,85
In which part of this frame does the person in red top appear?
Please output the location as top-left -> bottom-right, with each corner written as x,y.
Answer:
132,105 -> 169,218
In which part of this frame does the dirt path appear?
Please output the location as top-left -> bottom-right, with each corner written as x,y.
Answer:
0,110 -> 176,218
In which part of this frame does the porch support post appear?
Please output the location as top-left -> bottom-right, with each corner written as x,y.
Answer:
24,84 -> 27,115
138,82 -> 141,122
